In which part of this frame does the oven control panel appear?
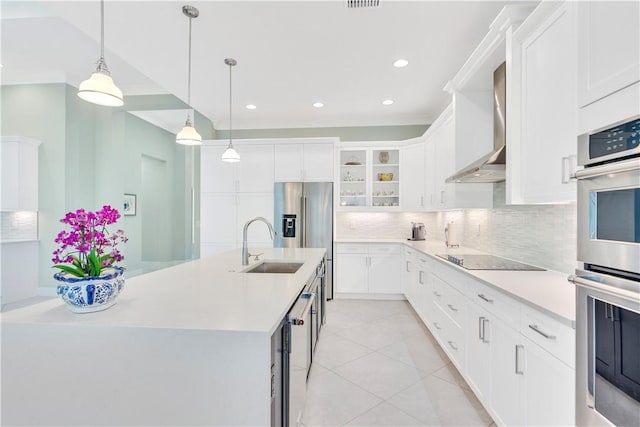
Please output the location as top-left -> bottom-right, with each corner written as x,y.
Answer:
589,118 -> 640,161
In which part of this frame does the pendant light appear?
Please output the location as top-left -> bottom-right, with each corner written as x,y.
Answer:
176,5 -> 202,145
221,58 -> 240,162
77,0 -> 124,107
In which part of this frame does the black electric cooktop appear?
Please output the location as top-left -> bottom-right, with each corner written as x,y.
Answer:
436,254 -> 545,271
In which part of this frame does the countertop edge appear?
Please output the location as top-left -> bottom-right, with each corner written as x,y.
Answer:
335,237 -> 576,327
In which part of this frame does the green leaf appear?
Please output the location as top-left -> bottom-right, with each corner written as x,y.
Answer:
88,249 -> 101,277
72,258 -> 83,270
52,264 -> 87,278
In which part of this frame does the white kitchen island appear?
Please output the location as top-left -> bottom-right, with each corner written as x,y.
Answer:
1,248 -> 326,426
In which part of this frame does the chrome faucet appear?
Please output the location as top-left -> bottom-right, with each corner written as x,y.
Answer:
242,217 -> 276,265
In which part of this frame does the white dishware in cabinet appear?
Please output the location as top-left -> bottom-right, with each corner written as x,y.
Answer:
337,147 -> 400,209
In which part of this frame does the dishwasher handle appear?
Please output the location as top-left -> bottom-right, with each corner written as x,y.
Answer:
289,292 -> 316,326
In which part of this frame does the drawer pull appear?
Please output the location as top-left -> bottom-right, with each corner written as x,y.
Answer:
477,294 -> 493,303
433,322 -> 442,330
433,291 -> 442,297
528,324 -> 556,340
419,271 -> 425,285
515,344 -> 524,375
447,341 -> 459,351
447,304 -> 458,312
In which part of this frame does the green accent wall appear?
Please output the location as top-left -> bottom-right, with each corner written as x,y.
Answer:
1,83 -> 204,289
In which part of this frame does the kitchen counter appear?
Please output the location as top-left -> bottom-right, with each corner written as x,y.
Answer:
1,248 -> 325,426
2,247 -> 325,335
335,238 -> 575,326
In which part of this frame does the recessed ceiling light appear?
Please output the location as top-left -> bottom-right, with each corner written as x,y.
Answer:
382,99 -> 394,105
313,102 -> 324,108
393,59 -> 409,68
245,104 -> 257,110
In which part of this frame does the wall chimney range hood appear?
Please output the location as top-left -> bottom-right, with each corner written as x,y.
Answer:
446,62 -> 506,184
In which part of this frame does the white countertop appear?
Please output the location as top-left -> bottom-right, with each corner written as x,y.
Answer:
2,248 -> 326,335
335,238 -> 576,325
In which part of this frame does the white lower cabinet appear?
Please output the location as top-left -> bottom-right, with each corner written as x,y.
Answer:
335,243 -> 401,295
465,302 -> 491,404
403,247 -> 431,320
401,247 -> 575,427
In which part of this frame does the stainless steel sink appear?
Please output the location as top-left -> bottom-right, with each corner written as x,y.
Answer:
243,261 -> 304,274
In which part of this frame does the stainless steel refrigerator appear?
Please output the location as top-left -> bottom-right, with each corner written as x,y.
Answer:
274,182 -> 333,299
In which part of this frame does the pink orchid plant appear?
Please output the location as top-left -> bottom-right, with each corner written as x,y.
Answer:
52,205 -> 128,278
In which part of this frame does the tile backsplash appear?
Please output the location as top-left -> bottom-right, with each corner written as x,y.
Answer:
336,203 -> 577,274
1,211 -> 39,242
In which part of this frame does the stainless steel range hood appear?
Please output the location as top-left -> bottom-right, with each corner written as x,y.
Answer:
446,62 -> 506,183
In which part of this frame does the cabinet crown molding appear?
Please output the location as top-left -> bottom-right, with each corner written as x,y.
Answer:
444,4 -> 536,95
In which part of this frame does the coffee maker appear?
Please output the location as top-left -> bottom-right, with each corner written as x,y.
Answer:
409,222 -> 426,241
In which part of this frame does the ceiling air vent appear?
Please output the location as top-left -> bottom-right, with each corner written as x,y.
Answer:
347,0 -> 380,8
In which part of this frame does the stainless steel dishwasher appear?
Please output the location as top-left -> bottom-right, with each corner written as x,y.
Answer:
283,275 -> 318,426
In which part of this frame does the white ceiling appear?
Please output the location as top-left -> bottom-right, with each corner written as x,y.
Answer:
1,1 -> 522,131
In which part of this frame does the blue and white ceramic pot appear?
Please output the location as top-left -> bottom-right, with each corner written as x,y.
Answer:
54,266 -> 125,313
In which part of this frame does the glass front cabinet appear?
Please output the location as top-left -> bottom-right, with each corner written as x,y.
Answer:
337,147 -> 401,210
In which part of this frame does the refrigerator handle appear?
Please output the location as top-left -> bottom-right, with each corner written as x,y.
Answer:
302,196 -> 307,247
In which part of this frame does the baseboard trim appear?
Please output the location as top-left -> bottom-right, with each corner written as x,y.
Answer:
334,293 -> 406,301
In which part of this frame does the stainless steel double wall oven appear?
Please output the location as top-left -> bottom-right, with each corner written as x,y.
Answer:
572,116 -> 640,426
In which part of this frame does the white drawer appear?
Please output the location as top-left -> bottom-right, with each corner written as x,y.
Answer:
369,244 -> 401,255
465,279 -> 521,327
403,247 -> 416,258
521,305 -> 575,368
432,273 -> 466,329
432,260 -> 468,294
336,243 -> 368,254
435,304 -> 465,369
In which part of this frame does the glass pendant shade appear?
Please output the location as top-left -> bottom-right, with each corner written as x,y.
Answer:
78,70 -> 124,107
176,118 -> 202,146
77,0 -> 123,107
221,144 -> 240,162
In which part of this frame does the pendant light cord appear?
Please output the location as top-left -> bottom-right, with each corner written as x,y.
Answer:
229,62 -> 233,145
187,15 -> 192,107
96,0 -> 109,75
100,0 -> 104,60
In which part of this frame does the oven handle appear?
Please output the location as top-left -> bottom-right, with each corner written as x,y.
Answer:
573,157 -> 640,180
569,273 -> 640,300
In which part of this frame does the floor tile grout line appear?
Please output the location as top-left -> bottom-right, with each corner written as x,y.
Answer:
338,399 -> 388,427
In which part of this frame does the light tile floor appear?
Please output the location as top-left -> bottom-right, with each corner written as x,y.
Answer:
303,299 -> 495,427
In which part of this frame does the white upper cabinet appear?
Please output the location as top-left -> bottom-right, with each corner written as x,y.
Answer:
1,136 -> 41,212
201,142 -> 274,194
577,1 -> 640,108
507,1 -> 578,204
336,145 -> 401,210
301,143 -> 335,181
401,140 -> 426,211
237,144 -> 275,193
274,140 -> 335,182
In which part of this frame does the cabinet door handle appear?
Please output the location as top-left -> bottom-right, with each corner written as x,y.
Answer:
447,341 -> 458,351
419,271 -> 424,285
477,294 -> 493,303
420,196 -> 424,207
430,194 -> 433,204
440,190 -> 445,204
447,303 -> 458,312
433,322 -> 441,330
481,318 -> 489,344
515,344 -> 524,375
433,291 -> 441,297
478,316 -> 485,340
406,261 -> 410,272
528,324 -> 556,340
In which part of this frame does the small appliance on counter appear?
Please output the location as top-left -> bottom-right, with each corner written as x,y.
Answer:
409,222 -> 426,241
